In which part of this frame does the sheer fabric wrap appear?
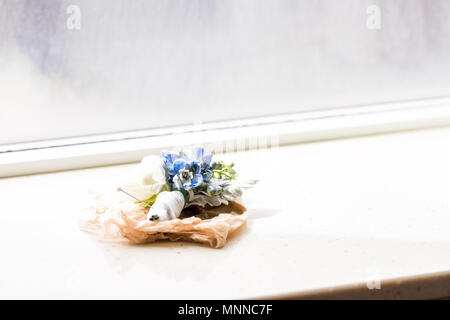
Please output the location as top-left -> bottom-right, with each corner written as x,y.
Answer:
80,191 -> 247,248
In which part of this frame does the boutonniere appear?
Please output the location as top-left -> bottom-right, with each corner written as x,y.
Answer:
81,147 -> 257,248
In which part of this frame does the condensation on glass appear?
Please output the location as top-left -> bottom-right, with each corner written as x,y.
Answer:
1,0 -> 450,144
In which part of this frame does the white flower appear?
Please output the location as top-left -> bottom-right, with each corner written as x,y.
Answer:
121,155 -> 168,200
137,155 -> 168,192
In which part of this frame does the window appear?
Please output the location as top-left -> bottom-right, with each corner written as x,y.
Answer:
1,1 -> 450,168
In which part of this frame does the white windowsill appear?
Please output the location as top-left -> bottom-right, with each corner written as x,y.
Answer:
1,125 -> 450,298
2,96 -> 450,178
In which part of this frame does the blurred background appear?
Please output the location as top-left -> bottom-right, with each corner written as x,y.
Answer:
1,0 -> 450,145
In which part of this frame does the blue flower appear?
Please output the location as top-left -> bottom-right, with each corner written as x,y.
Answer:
160,149 -> 208,190
172,158 -> 203,189
160,151 -> 188,175
189,147 -> 213,182
189,147 -> 212,169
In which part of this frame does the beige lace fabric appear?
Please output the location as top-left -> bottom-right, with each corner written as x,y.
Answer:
80,192 -> 247,248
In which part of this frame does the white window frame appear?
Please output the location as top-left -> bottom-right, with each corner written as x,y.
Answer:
2,96 -> 450,178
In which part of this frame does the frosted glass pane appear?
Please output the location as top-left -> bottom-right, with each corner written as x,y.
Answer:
1,0 -> 450,144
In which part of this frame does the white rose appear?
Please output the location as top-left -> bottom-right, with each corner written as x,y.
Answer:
121,155 -> 168,200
